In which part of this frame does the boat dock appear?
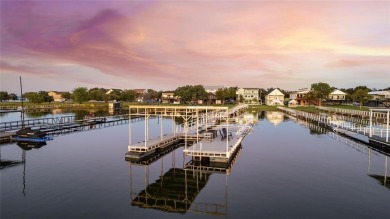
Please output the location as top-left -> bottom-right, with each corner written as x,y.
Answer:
278,107 -> 390,147
126,105 -> 253,165
0,115 -> 144,144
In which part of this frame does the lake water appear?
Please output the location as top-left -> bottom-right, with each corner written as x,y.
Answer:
1,111 -> 389,218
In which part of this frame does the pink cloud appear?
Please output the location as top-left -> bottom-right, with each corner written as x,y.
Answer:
1,0 -> 389,93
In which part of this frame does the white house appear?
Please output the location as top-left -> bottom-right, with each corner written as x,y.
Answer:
369,91 -> 390,100
265,88 -> 284,106
236,88 -> 259,104
328,89 -> 346,100
48,91 -> 67,102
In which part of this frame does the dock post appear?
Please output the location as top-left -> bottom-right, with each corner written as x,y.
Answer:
226,109 -> 229,157
160,115 -> 163,141
386,111 -> 389,142
369,110 -> 373,138
385,156 -> 388,186
129,112 -> 132,146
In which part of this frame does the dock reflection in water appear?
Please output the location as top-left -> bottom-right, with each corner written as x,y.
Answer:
129,143 -> 242,217
284,113 -> 390,190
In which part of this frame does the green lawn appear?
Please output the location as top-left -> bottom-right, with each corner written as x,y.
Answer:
248,105 -> 278,111
327,105 -> 369,111
293,106 -> 323,113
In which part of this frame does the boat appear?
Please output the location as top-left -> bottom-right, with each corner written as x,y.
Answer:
83,113 -> 107,124
16,127 -> 46,138
15,76 -> 48,140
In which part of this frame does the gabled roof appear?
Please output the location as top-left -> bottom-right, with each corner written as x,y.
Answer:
49,91 -> 67,94
291,88 -> 310,94
267,88 -> 284,96
133,89 -> 147,93
368,91 -> 390,95
330,89 -> 346,95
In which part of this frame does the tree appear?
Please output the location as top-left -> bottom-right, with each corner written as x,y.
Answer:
174,85 -> 207,104
9,93 -> 18,101
353,86 -> 371,93
146,89 -> 158,100
61,92 -> 72,100
38,91 -> 53,102
25,92 -> 45,103
216,88 -> 228,103
72,87 -> 89,103
88,89 -> 105,101
310,82 -> 332,106
352,88 -> 371,109
120,89 -> 137,102
0,91 -> 9,102
304,91 -> 317,105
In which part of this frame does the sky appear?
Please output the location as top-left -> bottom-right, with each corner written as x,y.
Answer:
1,0 -> 389,94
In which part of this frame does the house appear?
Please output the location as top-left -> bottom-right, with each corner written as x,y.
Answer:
236,88 -> 259,104
198,93 -> 218,105
108,101 -> 121,113
368,90 -> 390,107
105,89 -> 122,95
289,88 -> 310,106
161,92 -> 181,104
328,89 -> 347,101
288,99 -> 298,107
368,91 -> 390,100
204,85 -> 224,94
48,91 -> 67,102
265,88 -> 284,106
133,89 -> 148,102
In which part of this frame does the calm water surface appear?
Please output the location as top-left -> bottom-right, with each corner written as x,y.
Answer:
1,111 -> 389,218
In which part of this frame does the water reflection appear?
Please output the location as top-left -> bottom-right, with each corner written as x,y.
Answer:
265,111 -> 285,126
283,111 -> 390,191
129,144 -> 242,216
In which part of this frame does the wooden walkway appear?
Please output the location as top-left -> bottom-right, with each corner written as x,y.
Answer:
279,107 -> 390,147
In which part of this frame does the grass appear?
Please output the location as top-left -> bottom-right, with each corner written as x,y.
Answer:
248,105 -> 278,112
293,106 -> 323,113
327,105 -> 369,111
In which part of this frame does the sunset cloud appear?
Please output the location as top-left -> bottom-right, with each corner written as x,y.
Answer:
1,0 -> 389,93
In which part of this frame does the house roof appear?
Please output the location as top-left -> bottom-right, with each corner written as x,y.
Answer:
291,88 -> 310,94
267,88 -> 284,96
49,91 -> 67,94
330,89 -> 346,95
133,89 -> 147,93
369,91 -> 390,95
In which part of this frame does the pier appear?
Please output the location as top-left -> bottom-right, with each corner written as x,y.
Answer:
0,114 -> 144,144
126,105 -> 252,165
278,107 -> 390,147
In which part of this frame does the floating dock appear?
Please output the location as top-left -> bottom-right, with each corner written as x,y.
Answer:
126,105 -> 253,165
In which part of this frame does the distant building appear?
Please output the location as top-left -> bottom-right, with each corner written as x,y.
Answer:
133,89 -> 148,102
289,88 -> 310,106
328,89 -> 347,101
108,101 -> 121,113
368,91 -> 390,107
369,91 -> 390,100
265,88 -> 284,106
236,88 -> 259,104
105,89 -> 122,95
48,91 -> 67,102
161,92 -> 181,104
204,85 -> 224,94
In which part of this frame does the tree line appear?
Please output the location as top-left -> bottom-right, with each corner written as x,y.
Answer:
1,84 -> 388,105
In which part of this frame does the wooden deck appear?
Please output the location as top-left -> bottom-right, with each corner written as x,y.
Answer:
184,128 -> 244,162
